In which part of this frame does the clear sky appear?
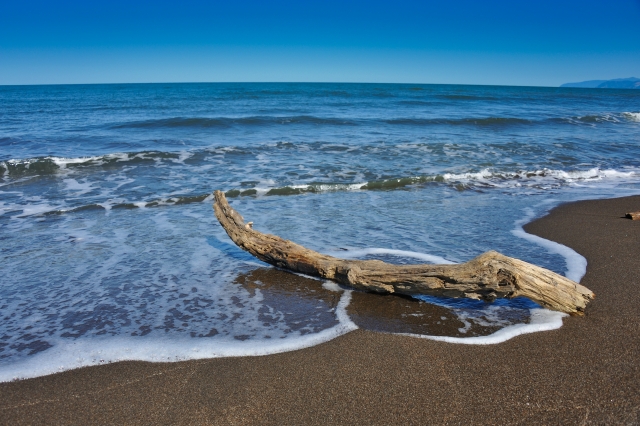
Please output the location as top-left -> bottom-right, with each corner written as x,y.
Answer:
1,0 -> 639,86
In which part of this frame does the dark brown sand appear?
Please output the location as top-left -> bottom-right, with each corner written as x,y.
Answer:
1,196 -> 639,425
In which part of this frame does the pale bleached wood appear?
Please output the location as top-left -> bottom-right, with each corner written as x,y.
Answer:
213,190 -> 594,315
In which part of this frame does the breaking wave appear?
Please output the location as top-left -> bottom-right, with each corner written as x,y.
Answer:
224,167 -> 640,197
552,112 -> 640,125
5,166 -> 637,218
42,193 -> 216,215
0,151 -> 194,177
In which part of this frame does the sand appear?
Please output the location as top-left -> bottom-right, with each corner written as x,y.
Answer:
1,195 -> 639,425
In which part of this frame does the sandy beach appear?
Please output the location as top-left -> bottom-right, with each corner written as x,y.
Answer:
1,195 -> 639,425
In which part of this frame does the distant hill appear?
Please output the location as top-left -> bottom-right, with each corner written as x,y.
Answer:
561,77 -> 640,89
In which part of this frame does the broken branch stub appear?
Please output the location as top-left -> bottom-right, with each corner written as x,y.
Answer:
212,190 -> 594,315
626,211 -> 640,220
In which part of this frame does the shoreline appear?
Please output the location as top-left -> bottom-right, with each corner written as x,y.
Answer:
1,195 -> 639,424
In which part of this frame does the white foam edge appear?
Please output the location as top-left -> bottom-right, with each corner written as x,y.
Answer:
0,291 -> 357,383
397,309 -> 566,345
512,206 -> 587,282
322,281 -> 343,292
324,247 -> 456,264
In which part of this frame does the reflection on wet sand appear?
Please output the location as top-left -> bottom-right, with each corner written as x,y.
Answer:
234,268 -> 532,338
347,292 -> 467,336
347,291 -> 534,337
233,268 -> 342,335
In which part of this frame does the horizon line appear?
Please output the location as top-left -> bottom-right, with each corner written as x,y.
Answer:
0,81 -> 573,89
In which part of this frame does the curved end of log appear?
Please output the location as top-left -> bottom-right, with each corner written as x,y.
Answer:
469,251 -> 595,316
212,189 -> 595,316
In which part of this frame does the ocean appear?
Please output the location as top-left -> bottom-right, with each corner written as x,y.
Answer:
1,83 -> 639,381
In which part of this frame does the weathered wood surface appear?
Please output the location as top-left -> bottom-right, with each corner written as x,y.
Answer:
626,211 -> 640,220
213,190 -> 594,315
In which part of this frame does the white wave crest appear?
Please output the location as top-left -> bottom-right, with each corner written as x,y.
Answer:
622,112 -> 640,122
441,169 -> 494,181
233,167 -> 640,198
50,155 -> 109,168
454,167 -> 635,181
290,183 -> 367,192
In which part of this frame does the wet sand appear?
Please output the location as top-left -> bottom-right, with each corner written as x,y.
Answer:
1,195 -> 639,424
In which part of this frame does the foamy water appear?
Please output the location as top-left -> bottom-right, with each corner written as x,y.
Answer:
0,214 -> 585,382
1,83 -> 639,381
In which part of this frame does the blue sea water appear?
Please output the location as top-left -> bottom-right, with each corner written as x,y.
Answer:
1,83 -> 639,380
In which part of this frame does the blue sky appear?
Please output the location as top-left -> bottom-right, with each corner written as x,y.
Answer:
1,0 -> 639,86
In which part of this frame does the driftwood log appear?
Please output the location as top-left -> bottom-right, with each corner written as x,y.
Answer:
213,190 -> 594,315
626,211 -> 640,220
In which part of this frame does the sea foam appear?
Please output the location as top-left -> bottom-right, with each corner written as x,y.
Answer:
0,290 -> 357,382
512,207 -> 587,282
324,247 -> 456,265
398,309 -> 566,345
